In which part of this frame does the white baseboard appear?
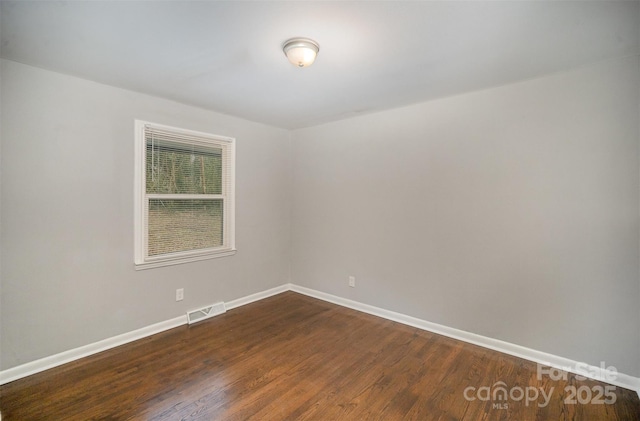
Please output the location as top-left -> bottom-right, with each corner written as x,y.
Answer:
2,282 -> 639,400
289,284 -> 640,397
225,284 -> 290,310
0,284 -> 289,385
0,315 -> 187,385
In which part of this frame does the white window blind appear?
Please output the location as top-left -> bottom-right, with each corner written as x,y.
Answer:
135,121 -> 235,269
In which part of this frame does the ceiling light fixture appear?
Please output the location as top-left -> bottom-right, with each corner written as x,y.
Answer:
283,38 -> 320,68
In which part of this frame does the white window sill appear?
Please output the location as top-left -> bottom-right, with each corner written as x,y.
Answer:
135,249 -> 237,270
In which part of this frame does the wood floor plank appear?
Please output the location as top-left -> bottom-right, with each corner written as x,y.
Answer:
0,291 -> 638,420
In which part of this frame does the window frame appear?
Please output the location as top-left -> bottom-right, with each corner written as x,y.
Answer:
134,120 -> 236,270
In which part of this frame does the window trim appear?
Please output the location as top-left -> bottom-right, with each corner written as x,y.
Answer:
134,120 -> 236,270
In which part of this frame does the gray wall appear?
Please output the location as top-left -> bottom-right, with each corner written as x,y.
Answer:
0,60 -> 291,369
2,55 -> 639,379
291,56 -> 640,376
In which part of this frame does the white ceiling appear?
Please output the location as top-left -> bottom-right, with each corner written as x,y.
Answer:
1,1 -> 638,129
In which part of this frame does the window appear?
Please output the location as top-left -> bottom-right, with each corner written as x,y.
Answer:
134,120 -> 235,269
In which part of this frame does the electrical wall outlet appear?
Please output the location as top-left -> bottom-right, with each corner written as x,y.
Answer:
176,288 -> 184,301
348,276 -> 356,288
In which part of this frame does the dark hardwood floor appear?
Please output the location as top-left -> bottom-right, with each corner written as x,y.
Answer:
1,291 -> 638,420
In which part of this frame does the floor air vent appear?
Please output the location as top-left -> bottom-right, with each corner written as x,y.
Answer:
187,302 -> 226,324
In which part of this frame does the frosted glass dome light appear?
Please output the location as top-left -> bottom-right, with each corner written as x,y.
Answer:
283,38 -> 320,68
